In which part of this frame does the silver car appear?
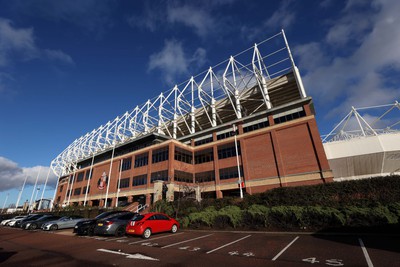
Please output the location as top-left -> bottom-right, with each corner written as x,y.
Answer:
41,215 -> 85,231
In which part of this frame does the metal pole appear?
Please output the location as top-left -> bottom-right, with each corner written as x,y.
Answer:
104,145 -> 116,208
15,175 -> 28,210
83,154 -> 95,206
2,193 -> 9,213
115,158 -> 124,208
67,170 -> 77,206
39,168 -> 51,210
233,124 -> 243,199
29,167 -> 42,212
34,187 -> 40,209
50,175 -> 60,211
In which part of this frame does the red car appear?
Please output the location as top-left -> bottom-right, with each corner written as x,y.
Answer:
125,212 -> 179,239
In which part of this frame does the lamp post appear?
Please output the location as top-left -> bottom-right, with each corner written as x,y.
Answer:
232,124 -> 243,199
2,193 -> 9,213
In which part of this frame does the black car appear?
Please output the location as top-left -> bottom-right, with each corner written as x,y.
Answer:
22,215 -> 61,230
93,212 -> 138,237
74,211 -> 130,236
15,214 -> 46,228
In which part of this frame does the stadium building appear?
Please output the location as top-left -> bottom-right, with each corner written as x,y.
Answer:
322,102 -> 400,181
51,31 -> 333,208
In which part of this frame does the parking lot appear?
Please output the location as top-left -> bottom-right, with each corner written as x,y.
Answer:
1,227 -> 399,266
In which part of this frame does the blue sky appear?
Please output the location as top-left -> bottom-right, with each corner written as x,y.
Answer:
0,0 -> 399,207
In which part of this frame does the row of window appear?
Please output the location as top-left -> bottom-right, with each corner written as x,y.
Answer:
174,147 -> 192,164
72,186 -> 90,196
64,166 -> 243,195
274,109 -> 306,125
217,142 -> 240,159
243,120 -> 270,133
174,170 -> 193,183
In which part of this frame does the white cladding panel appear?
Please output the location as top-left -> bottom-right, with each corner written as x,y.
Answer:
323,133 -> 400,160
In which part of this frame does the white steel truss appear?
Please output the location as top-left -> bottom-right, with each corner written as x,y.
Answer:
322,101 -> 400,143
51,30 -> 305,177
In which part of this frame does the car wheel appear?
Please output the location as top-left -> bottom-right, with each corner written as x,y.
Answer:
50,224 -> 58,231
30,224 -> 37,230
171,224 -> 178,233
87,226 -> 95,236
115,226 -> 125,237
142,228 -> 151,239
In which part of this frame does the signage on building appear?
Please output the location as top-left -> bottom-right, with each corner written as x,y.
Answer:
98,172 -> 108,190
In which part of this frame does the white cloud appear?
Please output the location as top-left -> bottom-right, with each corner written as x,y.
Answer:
296,0 -> 400,121
167,5 -> 215,38
127,1 -> 234,39
0,156 -> 58,192
241,0 -> 296,41
43,49 -> 75,65
0,18 -> 38,66
148,39 -> 207,85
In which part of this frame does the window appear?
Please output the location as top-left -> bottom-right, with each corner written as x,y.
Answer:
76,172 -> 84,182
82,186 -> 90,194
134,153 -> 148,168
243,120 -> 270,133
274,109 -> 306,124
151,170 -> 168,183
218,142 -> 240,159
219,166 -> 243,180
217,129 -> 238,140
59,185 -> 64,193
195,171 -> 215,183
152,147 -> 169,163
121,157 -> 132,171
174,170 -> 193,183
85,170 -> 92,180
174,147 -> 192,164
69,175 -> 74,184
195,148 -> 214,164
118,177 -> 130,189
74,188 -> 81,195
194,136 -> 213,146
132,174 -> 147,186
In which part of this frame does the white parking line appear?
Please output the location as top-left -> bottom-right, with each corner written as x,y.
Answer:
359,238 -> 374,267
128,232 -> 184,245
105,236 -> 128,242
272,236 -> 299,261
206,235 -> 252,254
161,234 -> 214,249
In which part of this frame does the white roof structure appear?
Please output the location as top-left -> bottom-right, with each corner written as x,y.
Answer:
51,30 -> 307,177
322,101 -> 400,180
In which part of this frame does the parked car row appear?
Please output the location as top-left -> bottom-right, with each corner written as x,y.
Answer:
1,211 -> 180,239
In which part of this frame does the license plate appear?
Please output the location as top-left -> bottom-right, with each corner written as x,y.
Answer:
127,229 -> 135,233
98,223 -> 103,226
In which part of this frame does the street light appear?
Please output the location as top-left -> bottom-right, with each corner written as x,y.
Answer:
232,124 -> 243,199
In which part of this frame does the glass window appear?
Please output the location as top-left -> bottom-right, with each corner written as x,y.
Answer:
174,147 -> 193,164
85,170 -> 92,180
219,166 -> 243,180
121,157 -> 132,171
152,147 -> 169,163
82,186 -> 90,194
195,148 -> 214,164
134,153 -> 148,168
76,172 -> 84,182
119,177 -> 130,189
59,185 -> 64,193
151,170 -> 168,183
74,188 -> 81,195
217,142 -> 241,159
194,136 -> 213,146
195,171 -> 215,183
243,120 -> 270,133
174,170 -> 193,183
132,174 -> 147,186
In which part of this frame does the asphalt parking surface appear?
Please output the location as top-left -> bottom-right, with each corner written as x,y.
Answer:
1,227 -> 399,266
